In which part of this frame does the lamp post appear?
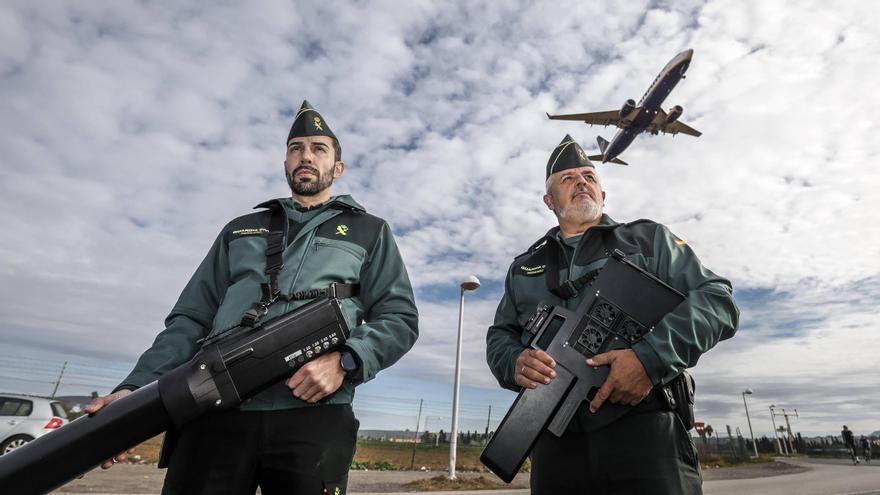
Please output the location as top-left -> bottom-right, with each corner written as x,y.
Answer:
742,389 -> 758,457
449,275 -> 480,480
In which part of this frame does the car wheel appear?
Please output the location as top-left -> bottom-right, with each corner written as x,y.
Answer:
1,434 -> 34,455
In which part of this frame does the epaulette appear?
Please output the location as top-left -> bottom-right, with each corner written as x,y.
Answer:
623,218 -> 657,227
513,236 -> 550,260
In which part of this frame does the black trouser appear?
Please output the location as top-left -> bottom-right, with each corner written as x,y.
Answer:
161,405 -> 358,495
529,410 -> 702,495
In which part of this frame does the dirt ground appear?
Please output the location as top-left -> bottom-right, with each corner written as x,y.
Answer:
54,460 -> 807,493
54,466 -> 529,493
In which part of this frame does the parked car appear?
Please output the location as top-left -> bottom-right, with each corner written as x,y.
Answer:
0,394 -> 69,455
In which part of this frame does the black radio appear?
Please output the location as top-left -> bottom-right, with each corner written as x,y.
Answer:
481,251 -> 685,483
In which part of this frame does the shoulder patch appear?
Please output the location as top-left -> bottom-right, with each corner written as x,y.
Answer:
222,210 -> 272,241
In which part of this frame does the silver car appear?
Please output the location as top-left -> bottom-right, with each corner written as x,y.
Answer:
0,394 -> 69,455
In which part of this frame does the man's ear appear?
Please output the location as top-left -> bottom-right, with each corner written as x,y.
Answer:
601,190 -> 606,204
543,193 -> 555,211
333,161 -> 346,178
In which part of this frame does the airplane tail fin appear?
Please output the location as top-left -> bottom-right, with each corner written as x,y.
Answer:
587,153 -> 628,166
590,137 -> 627,165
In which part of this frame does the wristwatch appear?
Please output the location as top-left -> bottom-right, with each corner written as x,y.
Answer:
339,349 -> 359,375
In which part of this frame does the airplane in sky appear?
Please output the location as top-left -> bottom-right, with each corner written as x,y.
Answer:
547,49 -> 701,165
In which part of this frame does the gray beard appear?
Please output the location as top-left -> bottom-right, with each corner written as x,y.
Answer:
287,169 -> 334,196
558,198 -> 602,224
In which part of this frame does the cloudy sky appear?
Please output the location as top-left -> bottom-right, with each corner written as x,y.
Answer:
1,0 -> 878,438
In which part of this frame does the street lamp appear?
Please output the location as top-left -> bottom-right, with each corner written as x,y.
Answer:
449,275 -> 480,480
742,389 -> 758,457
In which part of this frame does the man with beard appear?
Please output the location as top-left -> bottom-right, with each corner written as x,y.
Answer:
486,135 -> 738,494
85,101 -> 419,494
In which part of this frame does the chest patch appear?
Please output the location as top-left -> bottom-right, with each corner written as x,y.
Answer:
519,264 -> 546,276
232,228 -> 269,236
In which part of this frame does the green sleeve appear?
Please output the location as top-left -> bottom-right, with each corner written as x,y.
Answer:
631,224 -> 739,386
486,266 -> 526,392
114,232 -> 230,391
342,222 -> 418,384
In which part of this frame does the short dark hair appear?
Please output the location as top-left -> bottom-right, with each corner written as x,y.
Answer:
331,138 -> 342,162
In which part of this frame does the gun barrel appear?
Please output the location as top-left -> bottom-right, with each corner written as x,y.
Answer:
0,297 -> 350,494
480,367 -> 575,483
0,382 -> 170,494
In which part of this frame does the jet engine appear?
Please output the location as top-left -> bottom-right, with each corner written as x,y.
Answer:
665,105 -> 683,124
619,99 -> 636,119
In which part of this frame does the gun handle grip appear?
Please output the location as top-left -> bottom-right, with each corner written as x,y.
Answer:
547,379 -> 587,436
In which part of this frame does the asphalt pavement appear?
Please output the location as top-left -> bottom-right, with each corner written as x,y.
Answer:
702,457 -> 880,495
52,457 -> 880,495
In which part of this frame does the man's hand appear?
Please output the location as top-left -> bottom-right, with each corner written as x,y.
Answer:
514,348 -> 556,389
83,390 -> 136,469
586,349 -> 652,413
286,351 -> 345,403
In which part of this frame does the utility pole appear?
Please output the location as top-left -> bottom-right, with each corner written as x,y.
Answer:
781,408 -> 799,454
484,405 -> 491,440
50,361 -> 68,398
741,389 -> 758,457
770,404 -> 783,454
726,425 -> 738,460
410,399 -> 423,470
777,426 -> 790,454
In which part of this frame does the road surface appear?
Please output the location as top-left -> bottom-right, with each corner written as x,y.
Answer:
52,457 -> 880,494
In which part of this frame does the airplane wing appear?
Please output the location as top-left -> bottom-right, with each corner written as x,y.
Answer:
648,109 -> 702,137
663,121 -> 702,137
546,110 -> 621,127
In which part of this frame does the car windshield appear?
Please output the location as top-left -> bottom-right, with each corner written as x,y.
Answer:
51,402 -> 68,419
0,397 -> 33,416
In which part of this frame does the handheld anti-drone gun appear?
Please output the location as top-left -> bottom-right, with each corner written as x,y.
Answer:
480,250 -> 686,483
0,297 -> 349,495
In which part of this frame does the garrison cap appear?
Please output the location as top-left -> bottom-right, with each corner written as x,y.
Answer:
545,134 -> 593,179
287,100 -> 339,146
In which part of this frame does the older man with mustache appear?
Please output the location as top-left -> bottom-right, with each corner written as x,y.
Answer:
486,135 -> 738,494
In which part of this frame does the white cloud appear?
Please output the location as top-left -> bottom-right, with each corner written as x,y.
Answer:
1,0 -> 879,435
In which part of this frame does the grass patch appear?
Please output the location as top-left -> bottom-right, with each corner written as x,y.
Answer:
129,436 -> 506,473
353,440 -> 492,472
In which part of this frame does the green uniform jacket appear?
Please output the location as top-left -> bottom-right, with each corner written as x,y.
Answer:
117,195 -> 419,410
487,214 -> 738,407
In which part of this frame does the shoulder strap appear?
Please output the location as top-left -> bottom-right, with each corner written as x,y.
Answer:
546,227 -> 620,300
239,207 -> 358,328
264,207 -> 287,298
